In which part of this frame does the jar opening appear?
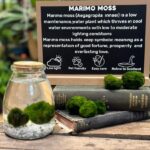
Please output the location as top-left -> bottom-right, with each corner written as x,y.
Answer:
11,61 -> 45,73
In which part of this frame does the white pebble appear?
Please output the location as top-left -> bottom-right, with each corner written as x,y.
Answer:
3,118 -> 55,140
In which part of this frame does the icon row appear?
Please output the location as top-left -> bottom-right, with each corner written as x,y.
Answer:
46,55 -> 135,69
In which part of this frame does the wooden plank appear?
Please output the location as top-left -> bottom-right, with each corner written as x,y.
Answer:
1,122 -> 150,149
0,127 -> 150,150
0,132 -> 150,150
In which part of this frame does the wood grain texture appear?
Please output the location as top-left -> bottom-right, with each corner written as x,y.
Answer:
0,120 -> 150,149
0,129 -> 150,150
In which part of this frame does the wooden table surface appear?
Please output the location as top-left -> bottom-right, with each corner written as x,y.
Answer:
0,114 -> 150,150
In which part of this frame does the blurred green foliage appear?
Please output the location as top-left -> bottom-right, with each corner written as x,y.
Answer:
0,5 -> 35,45
31,0 -> 36,7
0,0 -> 17,11
0,61 -> 11,96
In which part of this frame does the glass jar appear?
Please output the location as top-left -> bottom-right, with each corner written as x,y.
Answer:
3,61 -> 55,140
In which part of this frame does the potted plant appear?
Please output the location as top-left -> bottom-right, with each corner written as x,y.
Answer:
0,4 -> 37,60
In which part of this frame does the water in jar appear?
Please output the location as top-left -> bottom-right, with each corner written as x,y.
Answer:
3,76 -> 55,139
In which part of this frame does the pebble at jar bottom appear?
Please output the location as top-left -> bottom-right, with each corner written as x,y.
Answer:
3,117 -> 55,139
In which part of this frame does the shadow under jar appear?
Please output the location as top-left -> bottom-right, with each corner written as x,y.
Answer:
3,61 -> 55,140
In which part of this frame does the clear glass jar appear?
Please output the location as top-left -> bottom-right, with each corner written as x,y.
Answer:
3,61 -> 55,140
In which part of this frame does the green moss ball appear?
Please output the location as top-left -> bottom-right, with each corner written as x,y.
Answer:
79,101 -> 97,118
24,101 -> 55,124
104,74 -> 123,90
94,100 -> 107,114
122,71 -> 145,89
8,108 -> 29,127
66,96 -> 88,115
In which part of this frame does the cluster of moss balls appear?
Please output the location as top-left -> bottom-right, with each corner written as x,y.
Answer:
104,71 -> 144,90
66,96 -> 106,118
7,101 -> 55,127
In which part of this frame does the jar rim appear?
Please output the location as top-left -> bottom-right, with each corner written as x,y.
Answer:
11,61 -> 45,72
12,61 -> 44,69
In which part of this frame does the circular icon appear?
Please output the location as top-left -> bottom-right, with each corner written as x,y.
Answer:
93,55 -> 105,67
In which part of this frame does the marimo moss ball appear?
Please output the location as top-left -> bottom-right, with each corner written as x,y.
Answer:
122,71 -> 145,89
24,101 -> 55,124
104,74 -> 122,90
66,96 -> 87,115
8,108 -> 29,127
79,101 -> 97,118
94,100 -> 107,114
